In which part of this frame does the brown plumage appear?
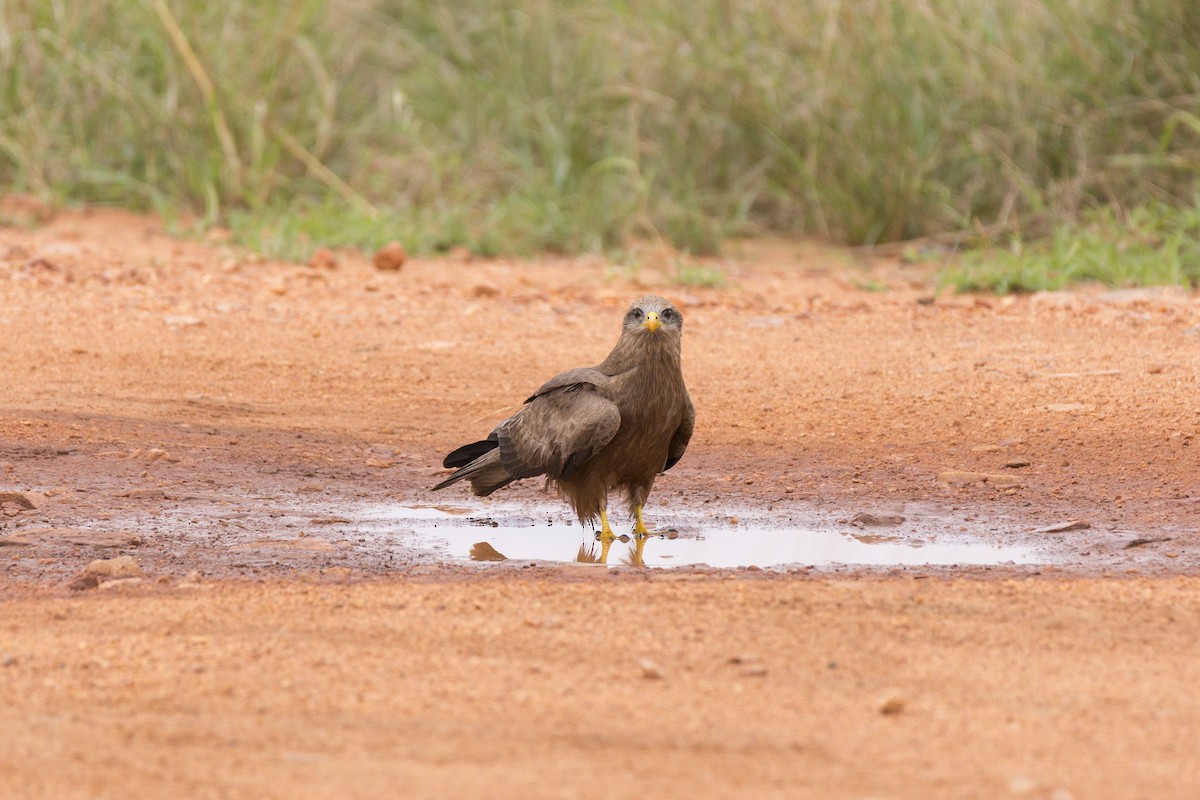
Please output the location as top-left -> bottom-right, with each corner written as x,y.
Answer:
433,295 -> 694,537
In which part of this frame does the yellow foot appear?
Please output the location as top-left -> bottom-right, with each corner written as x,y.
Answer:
633,506 -> 673,538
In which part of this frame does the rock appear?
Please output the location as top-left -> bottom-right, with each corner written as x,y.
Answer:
372,241 -> 407,271
68,555 -> 146,590
639,658 -> 665,679
471,283 -> 501,298
1146,363 -> 1166,374
877,689 -> 906,715
851,512 -> 905,527
971,444 -> 1002,453
1034,520 -> 1090,534
0,491 -> 36,510
309,247 -> 338,269
987,474 -> 1023,488
938,471 -> 1023,488
84,555 -> 146,578
1045,403 -> 1093,413
1005,459 -> 1031,469
937,470 -> 988,486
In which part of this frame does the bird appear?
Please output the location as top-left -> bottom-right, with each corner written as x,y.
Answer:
433,295 -> 694,555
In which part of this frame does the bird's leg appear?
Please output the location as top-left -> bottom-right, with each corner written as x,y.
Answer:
598,509 -> 616,564
633,506 -> 651,537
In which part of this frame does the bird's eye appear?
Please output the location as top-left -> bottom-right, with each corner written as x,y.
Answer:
628,308 -> 643,321
662,308 -> 676,320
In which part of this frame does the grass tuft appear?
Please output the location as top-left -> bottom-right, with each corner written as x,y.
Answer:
942,202 -> 1200,293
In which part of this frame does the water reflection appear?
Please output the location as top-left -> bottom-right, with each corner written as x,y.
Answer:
475,532 -> 655,565
371,506 -> 1038,569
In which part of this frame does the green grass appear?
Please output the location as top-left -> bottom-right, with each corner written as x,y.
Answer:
2,1 -> 1200,263
942,202 -> 1200,293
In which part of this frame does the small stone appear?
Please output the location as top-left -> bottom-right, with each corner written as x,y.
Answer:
1034,520 -> 1090,534
987,474 -> 1023,488
877,689 -> 906,715
937,470 -> 987,486
1146,363 -> 1165,374
938,471 -> 1023,488
373,241 -> 407,271
1005,459 -> 1031,469
0,492 -> 35,510
741,664 -> 769,677
1045,403 -> 1093,413
971,444 -> 1002,453
639,658 -> 665,679
83,555 -> 146,579
144,448 -> 169,464
850,512 -> 905,527
471,283 -> 501,298
309,247 -> 338,269
68,557 -> 146,590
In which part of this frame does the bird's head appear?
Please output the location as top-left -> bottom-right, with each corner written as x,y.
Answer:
623,295 -> 683,338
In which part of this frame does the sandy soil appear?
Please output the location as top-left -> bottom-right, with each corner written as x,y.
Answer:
2,206 -> 1199,797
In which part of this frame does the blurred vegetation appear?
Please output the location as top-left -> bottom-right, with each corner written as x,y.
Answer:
2,0 -> 1200,271
942,201 -> 1200,293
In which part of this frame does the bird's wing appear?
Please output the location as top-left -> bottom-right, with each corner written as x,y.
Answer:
663,395 -> 695,472
524,367 -> 611,403
497,376 -> 621,481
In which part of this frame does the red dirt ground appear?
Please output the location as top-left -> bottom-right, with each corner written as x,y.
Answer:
2,206 -> 1199,798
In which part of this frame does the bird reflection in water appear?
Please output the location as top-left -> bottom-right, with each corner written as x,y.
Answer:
468,530 -> 675,566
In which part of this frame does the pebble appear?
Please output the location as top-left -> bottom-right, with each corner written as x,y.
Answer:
971,444 -> 1002,453
0,492 -> 36,510
68,555 -> 146,591
937,471 -> 1023,488
372,241 -> 407,271
877,689 -> 906,715
850,512 -> 905,527
1034,520 -> 1090,534
1004,459 -> 1031,469
639,658 -> 665,679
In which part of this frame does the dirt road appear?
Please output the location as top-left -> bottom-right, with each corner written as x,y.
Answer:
2,208 -> 1199,797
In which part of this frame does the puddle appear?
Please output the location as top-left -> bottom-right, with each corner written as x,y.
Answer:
367,506 -> 1038,569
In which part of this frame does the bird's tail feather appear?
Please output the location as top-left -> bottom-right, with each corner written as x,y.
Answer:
432,449 -> 514,495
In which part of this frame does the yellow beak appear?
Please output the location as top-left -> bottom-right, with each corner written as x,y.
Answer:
642,311 -> 662,333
